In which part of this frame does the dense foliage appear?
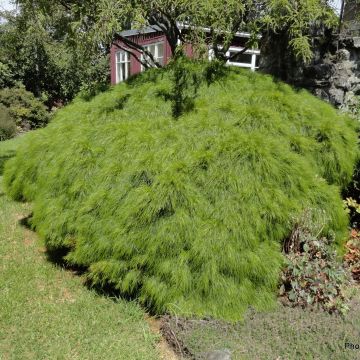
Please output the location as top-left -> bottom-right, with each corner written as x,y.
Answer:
4,64 -> 358,320
16,0 -> 337,64
0,86 -> 49,130
0,105 -> 16,141
0,6 -> 109,107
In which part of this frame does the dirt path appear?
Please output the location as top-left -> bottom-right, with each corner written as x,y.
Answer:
146,316 -> 180,360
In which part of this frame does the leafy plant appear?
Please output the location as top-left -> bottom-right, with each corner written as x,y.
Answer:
344,228 -> 360,281
0,105 -> 16,141
0,86 -> 50,130
281,209 -> 350,315
0,61 -> 15,89
4,65 -> 358,321
343,196 -> 360,221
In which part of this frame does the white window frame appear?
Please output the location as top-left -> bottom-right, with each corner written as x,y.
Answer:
226,47 -> 260,71
115,50 -> 131,83
141,42 -> 164,71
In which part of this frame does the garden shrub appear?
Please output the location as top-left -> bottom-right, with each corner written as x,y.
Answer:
344,229 -> 360,282
0,105 -> 16,141
280,209 -> 350,315
4,63 -> 359,321
0,85 -> 50,130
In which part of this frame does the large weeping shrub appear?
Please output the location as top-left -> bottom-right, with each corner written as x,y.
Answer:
4,64 -> 358,321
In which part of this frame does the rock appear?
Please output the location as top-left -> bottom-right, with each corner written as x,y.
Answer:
337,49 -> 351,61
306,63 -> 333,80
204,349 -> 232,360
351,83 -> 360,95
353,37 -> 360,49
328,88 -> 345,106
314,88 -> 330,102
333,74 -> 352,90
343,91 -> 359,110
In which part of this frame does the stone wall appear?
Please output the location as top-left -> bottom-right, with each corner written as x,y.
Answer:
304,37 -> 360,111
260,31 -> 360,112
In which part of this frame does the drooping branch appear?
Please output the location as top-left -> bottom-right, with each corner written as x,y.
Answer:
225,46 -> 250,61
148,10 -> 183,56
113,32 -> 163,68
113,42 -> 150,69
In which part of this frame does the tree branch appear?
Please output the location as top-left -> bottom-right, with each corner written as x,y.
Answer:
113,42 -> 150,69
225,46 -> 250,62
113,32 -> 162,68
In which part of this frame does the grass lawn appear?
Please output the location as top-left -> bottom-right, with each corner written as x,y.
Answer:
163,291 -> 360,360
0,137 -> 161,360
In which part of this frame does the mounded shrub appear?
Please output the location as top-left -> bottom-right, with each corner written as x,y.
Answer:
0,85 -> 49,131
0,104 -> 16,141
4,63 -> 358,321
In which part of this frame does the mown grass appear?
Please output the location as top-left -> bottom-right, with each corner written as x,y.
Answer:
0,138 -> 160,360
3,64 -> 359,321
164,289 -> 360,360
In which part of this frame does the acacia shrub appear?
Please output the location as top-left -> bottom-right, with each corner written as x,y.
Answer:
4,64 -> 358,321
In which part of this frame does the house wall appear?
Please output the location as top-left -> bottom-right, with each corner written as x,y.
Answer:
111,31 -> 257,85
111,32 -> 173,85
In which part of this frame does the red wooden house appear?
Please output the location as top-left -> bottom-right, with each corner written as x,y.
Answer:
110,25 -> 260,85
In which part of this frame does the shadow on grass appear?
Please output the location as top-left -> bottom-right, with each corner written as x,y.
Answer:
18,214 -> 86,276
16,214 -> 157,312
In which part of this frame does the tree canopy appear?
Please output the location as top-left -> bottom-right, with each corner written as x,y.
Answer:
0,0 -> 340,108
0,3 -> 109,106
15,0 -> 338,66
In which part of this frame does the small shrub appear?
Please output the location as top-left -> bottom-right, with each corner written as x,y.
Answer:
280,209 -> 350,315
0,105 -> 16,141
343,197 -> 360,227
0,85 -> 50,130
344,229 -> 360,282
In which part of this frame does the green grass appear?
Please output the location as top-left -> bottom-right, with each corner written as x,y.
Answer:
164,290 -> 360,360
0,138 -> 160,360
3,64 -> 359,321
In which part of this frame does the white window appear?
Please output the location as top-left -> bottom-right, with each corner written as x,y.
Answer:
141,42 -> 164,71
116,50 -> 131,83
226,47 -> 260,71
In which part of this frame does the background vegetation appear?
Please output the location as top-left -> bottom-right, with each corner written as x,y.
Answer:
0,86 -> 50,130
0,6 -> 109,108
4,64 -> 358,321
0,104 -> 16,140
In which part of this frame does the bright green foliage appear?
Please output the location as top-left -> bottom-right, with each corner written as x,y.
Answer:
0,86 -> 49,130
4,65 -> 358,321
0,138 -> 159,360
0,105 -> 16,141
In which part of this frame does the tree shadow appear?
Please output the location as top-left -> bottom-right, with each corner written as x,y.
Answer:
19,213 -> 153,309
18,213 -> 86,276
